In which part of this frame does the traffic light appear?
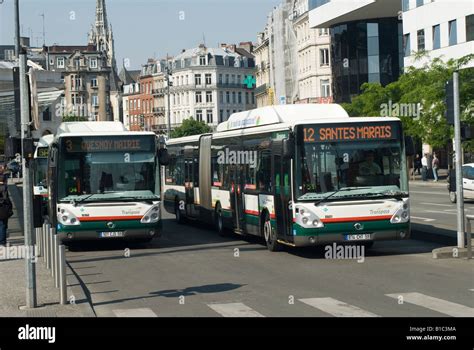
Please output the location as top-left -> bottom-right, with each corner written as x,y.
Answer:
445,79 -> 454,125
461,124 -> 473,141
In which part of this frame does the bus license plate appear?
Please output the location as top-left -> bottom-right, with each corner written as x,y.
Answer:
100,231 -> 124,238
345,234 -> 371,241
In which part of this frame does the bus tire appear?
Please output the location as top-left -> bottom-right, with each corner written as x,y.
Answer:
449,191 -> 456,203
262,212 -> 281,252
175,199 -> 184,224
215,203 -> 226,236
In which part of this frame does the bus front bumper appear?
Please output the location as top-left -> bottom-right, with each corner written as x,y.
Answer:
56,222 -> 162,242
290,222 -> 410,247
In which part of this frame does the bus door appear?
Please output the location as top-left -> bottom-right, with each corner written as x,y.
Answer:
273,153 -> 292,238
229,164 -> 245,232
184,149 -> 197,218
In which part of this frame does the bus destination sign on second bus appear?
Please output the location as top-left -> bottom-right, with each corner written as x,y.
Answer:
63,137 -> 154,153
37,147 -> 49,158
301,123 -> 398,143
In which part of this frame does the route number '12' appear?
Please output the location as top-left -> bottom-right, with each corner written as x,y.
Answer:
303,128 -> 315,142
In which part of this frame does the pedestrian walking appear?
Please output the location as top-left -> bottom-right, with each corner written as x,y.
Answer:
0,186 -> 13,247
413,154 -> 422,176
432,153 -> 440,182
421,153 -> 429,181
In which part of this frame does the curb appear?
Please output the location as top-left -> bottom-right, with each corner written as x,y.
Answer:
432,246 -> 473,259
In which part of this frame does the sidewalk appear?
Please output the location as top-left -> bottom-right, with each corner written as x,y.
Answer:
0,184 -> 95,317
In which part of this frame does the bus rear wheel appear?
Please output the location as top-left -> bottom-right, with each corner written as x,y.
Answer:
175,200 -> 184,224
262,212 -> 281,252
215,204 -> 226,237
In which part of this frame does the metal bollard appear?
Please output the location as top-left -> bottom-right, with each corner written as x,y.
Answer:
35,228 -> 40,258
45,225 -> 50,270
53,235 -> 59,288
466,215 -> 473,260
51,229 -> 56,278
49,227 -> 54,271
59,245 -> 67,305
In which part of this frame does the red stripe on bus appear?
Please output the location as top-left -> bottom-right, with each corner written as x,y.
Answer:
245,210 -> 276,219
78,216 -> 143,222
320,215 -> 392,223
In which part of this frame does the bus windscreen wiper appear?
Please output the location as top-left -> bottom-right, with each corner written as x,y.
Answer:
72,194 -> 96,206
314,187 -> 372,206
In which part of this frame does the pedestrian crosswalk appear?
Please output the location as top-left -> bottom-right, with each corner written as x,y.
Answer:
111,291 -> 474,318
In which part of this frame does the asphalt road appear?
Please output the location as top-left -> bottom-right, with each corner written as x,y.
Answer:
66,207 -> 474,318
409,181 -> 474,236
9,181 -> 474,317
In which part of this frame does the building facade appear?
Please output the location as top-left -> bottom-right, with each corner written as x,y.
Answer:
168,44 -> 256,129
309,0 -> 403,103
293,0 -> 333,103
43,0 -> 121,121
402,0 -> 474,69
254,28 -> 273,107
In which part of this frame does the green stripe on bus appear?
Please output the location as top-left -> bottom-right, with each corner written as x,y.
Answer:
292,221 -> 409,236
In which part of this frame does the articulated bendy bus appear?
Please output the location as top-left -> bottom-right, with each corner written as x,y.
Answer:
47,122 -> 168,243
163,104 -> 413,251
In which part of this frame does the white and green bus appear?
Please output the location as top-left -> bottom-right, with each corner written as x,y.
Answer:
47,122 -> 168,243
163,104 -> 413,251
33,134 -> 54,201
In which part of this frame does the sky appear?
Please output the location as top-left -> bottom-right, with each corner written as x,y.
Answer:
0,0 -> 281,70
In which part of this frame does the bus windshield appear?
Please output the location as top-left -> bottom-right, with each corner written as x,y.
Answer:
295,123 -> 408,201
57,136 -> 159,202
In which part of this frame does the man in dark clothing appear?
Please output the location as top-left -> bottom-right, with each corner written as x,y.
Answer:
0,166 -> 10,246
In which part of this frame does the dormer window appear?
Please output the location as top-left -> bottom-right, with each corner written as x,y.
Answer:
57,57 -> 65,68
89,57 -> 98,69
199,56 -> 206,65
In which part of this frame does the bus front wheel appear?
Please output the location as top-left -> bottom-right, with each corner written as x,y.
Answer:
262,212 -> 281,252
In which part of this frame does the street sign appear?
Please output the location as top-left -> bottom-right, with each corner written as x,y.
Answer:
445,79 -> 454,125
279,96 -> 287,105
243,75 -> 256,89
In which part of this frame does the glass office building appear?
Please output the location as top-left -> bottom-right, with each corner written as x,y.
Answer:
331,18 -> 403,103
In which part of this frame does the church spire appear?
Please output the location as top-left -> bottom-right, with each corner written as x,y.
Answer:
95,0 -> 109,38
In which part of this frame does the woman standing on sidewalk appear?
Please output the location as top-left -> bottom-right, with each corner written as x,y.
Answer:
432,153 -> 440,182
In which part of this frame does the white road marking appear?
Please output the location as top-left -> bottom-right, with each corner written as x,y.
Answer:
113,308 -> 158,317
420,203 -> 453,207
208,303 -> 264,317
411,216 -> 436,222
299,298 -> 378,317
386,293 -> 474,317
424,210 -> 456,215
410,191 -> 446,195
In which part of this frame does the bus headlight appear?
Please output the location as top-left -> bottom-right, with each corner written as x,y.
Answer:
390,204 -> 410,224
57,209 -> 80,226
141,205 -> 161,224
296,206 -> 324,228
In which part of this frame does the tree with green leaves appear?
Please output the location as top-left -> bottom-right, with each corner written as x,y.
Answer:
341,54 -> 474,151
62,114 -> 88,122
170,118 -> 213,138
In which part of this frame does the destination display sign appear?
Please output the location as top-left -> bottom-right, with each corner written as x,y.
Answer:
299,122 -> 400,143
62,136 -> 155,153
37,147 -> 49,158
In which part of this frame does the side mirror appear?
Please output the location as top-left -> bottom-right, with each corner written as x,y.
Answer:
405,136 -> 415,157
283,137 -> 295,159
158,148 -> 170,166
